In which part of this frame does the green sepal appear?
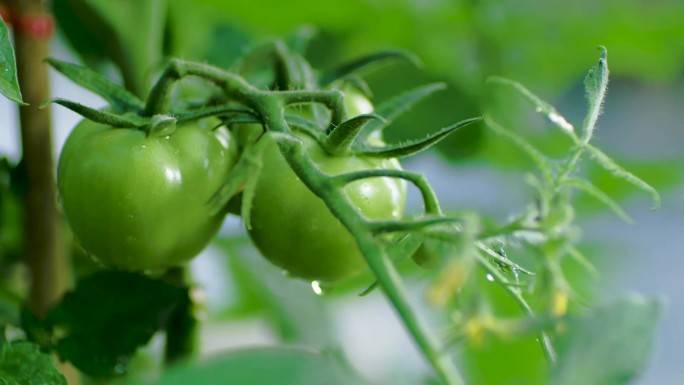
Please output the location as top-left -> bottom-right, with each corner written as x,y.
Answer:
45,58 -> 144,113
354,116 -> 481,159
145,115 -> 177,137
207,136 -> 271,220
332,75 -> 373,98
358,83 -> 447,142
284,114 -> 325,142
41,98 -> 145,127
321,50 -> 422,86
324,114 -> 385,155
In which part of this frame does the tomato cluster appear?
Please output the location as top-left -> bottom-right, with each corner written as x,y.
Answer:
55,54 -> 407,283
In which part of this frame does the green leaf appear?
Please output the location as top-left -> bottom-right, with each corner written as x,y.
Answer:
550,294 -> 663,385
285,25 -> 317,55
321,50 -> 421,85
45,58 -> 144,113
484,116 -> 554,185
486,76 -> 576,140
354,116 -> 481,159
0,18 -> 25,105
585,144 -> 661,210
582,46 -> 609,143
564,177 -> 634,224
43,98 -> 146,128
0,341 -> 67,385
46,271 -> 188,377
325,114 -> 383,155
124,347 -> 368,385
55,0 -> 168,97
218,238 -> 335,348
360,83 -> 446,140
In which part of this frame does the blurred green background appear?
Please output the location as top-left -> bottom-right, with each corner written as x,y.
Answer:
1,0 -> 682,384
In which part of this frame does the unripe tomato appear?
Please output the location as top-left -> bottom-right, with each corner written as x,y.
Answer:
57,118 -> 237,271
246,90 -> 406,282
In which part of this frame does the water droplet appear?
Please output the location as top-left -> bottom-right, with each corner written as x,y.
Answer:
512,266 -> 520,283
281,270 -> 292,278
311,280 -> 325,296
486,274 -> 495,282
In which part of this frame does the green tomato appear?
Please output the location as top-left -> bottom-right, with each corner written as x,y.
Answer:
57,118 -> 237,271
246,90 -> 406,282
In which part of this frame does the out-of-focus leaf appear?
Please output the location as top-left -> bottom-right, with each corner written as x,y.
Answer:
0,158 -> 22,269
215,236 -> 335,349
123,347 -> 368,385
550,294 -> 663,385
0,17 -> 24,104
0,341 -> 67,385
56,0 -> 168,97
45,271 -> 188,378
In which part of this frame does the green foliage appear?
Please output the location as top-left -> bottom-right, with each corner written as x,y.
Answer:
122,347 -> 368,385
215,236 -> 336,349
0,17 -> 24,104
24,271 -> 189,378
0,341 -> 66,385
550,295 -> 663,385
54,0 -> 168,97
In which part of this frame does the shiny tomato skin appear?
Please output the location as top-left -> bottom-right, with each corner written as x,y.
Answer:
247,90 -> 406,282
57,118 -> 237,271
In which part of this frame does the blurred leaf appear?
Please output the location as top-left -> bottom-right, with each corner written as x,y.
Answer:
578,158 -> 683,214
56,0 -> 168,97
0,158 -> 22,270
166,0 -> 250,68
123,346 -> 368,385
550,294 -> 663,385
0,341 -> 67,385
215,236 -> 335,349
564,178 -> 633,224
53,0 -> 108,67
45,271 -> 188,377
360,82 -> 446,141
585,144 -> 660,209
321,50 -> 420,85
0,17 -> 24,104
0,288 -> 20,326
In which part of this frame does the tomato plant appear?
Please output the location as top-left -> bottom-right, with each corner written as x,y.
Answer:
57,118 -> 238,271
232,88 -> 403,282
248,136 -> 405,283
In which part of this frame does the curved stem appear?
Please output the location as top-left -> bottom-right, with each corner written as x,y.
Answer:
147,60 -> 468,384
474,252 -> 557,364
334,169 -> 442,215
257,97 -> 466,385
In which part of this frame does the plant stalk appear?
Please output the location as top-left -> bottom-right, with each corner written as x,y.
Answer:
10,0 -> 75,382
